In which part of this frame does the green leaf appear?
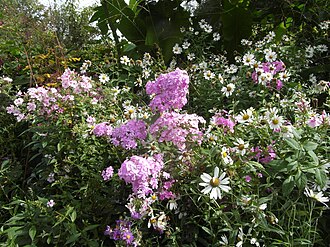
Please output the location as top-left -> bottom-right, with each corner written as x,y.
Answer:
294,170 -> 307,190
303,141 -> 318,151
82,224 -> 100,232
70,210 -> 77,222
29,225 -> 36,241
287,161 -> 298,172
65,233 -> 81,245
315,169 -> 327,189
307,150 -> 319,165
122,42 -> 136,52
284,138 -> 301,150
201,226 -> 214,237
282,176 -> 294,196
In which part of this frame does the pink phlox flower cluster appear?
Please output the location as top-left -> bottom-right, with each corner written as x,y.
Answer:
146,68 -> 189,112
101,166 -> 114,181
252,61 -> 286,90
159,179 -> 176,200
211,111 -> 236,133
93,122 -> 113,137
251,145 -> 276,164
118,154 -> 164,198
126,195 -> 154,219
60,68 -> 92,93
307,113 -> 323,128
150,112 -> 205,151
111,120 -> 147,150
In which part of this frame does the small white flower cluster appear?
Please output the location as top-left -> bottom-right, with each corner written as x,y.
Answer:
80,60 -> 92,74
199,19 -> 213,33
180,0 -> 199,16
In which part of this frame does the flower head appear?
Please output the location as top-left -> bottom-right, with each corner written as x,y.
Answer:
199,167 -> 231,200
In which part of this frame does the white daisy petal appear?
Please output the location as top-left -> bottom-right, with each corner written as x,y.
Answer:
214,167 -> 219,178
201,173 -> 212,182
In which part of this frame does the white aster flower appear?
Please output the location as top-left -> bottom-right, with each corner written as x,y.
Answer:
236,109 -> 254,124
221,147 -> 233,165
265,49 -> 277,62
187,53 -> 195,61
269,115 -> 284,129
99,73 -> 109,84
219,235 -> 229,245
213,32 -> 221,41
120,55 -> 130,65
204,70 -> 215,80
182,41 -> 190,49
221,83 -> 235,97
173,43 -> 182,54
242,53 -> 256,67
234,138 -> 249,156
304,188 -> 329,207
199,167 -> 231,200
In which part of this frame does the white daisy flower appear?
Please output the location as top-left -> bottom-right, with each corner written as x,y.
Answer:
173,43 -> 182,54
213,32 -> 221,41
187,53 -> 195,61
182,41 -> 190,49
204,70 -> 215,80
199,167 -> 231,200
304,188 -> 329,207
120,55 -> 130,65
99,73 -> 109,84
234,138 -> 249,156
242,53 -> 256,67
269,115 -> 283,129
236,109 -> 254,124
221,147 -> 233,165
221,83 -> 235,97
265,49 -> 277,62
279,71 -> 290,81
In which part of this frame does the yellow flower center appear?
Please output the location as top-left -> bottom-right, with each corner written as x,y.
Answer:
243,114 -> 250,120
272,119 -> 279,125
126,234 -> 131,239
226,86 -> 232,91
238,144 -> 245,150
150,218 -> 156,224
151,195 -> 157,200
210,177 -> 220,187
222,152 -> 227,158
128,109 -> 134,114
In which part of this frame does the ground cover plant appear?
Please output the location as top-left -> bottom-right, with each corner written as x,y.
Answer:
0,0 -> 329,246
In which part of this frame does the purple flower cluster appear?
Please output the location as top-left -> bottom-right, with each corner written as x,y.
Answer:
104,220 -> 135,246
211,112 -> 236,133
252,61 -> 287,90
251,145 -> 276,164
7,69 -> 94,122
118,154 -> 164,198
93,122 -> 113,137
146,68 -> 189,112
150,112 -> 205,151
60,68 -> 92,93
101,166 -> 114,181
111,120 -> 147,150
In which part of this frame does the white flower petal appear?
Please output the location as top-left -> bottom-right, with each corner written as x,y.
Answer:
216,187 -> 222,199
201,173 -> 212,182
220,185 -> 231,192
210,188 -> 218,199
201,186 -> 212,195
214,167 -> 219,178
